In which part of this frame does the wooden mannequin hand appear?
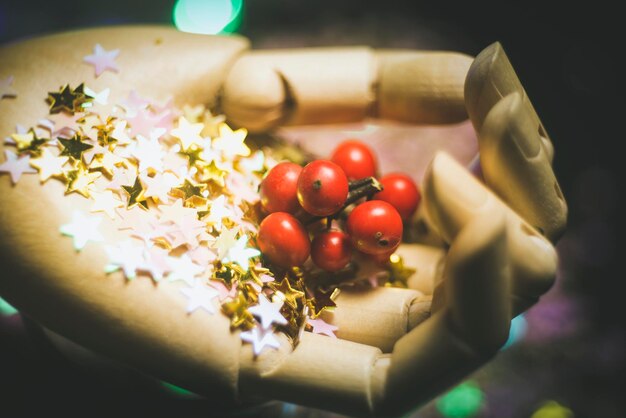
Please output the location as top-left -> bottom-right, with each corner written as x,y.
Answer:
0,27 -> 566,417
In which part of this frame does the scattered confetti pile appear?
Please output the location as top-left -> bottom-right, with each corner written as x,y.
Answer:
0,43 -> 415,356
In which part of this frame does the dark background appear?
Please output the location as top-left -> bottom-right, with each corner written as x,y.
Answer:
1,1 -> 623,417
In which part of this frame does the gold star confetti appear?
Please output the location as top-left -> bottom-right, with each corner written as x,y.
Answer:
47,83 -> 92,114
222,291 -> 255,330
59,134 -> 94,161
197,159 -> 227,187
65,163 -> 101,198
270,278 -> 305,310
384,253 -> 417,288
89,151 -> 126,177
170,178 -> 206,206
12,129 -> 48,155
122,176 -> 147,209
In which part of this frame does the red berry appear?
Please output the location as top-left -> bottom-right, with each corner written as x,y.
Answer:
374,173 -> 421,221
330,140 -> 377,180
311,230 -> 352,272
260,162 -> 302,214
297,160 -> 349,216
258,212 -> 310,268
346,200 -> 403,255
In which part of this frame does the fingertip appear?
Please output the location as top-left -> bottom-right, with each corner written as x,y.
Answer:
480,92 -> 568,242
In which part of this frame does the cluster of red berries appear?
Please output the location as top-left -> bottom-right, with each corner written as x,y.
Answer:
257,140 -> 421,272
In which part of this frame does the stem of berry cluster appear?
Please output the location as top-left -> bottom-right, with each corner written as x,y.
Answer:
305,177 -> 383,225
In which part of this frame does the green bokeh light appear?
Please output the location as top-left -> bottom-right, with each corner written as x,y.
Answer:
173,0 -> 244,35
0,296 -> 18,316
436,381 -> 484,418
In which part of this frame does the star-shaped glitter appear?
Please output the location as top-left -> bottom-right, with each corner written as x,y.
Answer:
109,120 -> 132,145
131,134 -> 165,172
84,87 -> 110,105
48,83 -> 90,114
126,109 -> 160,138
213,123 -> 250,158
0,76 -> 17,99
307,317 -> 338,338
60,210 -> 104,251
44,112 -> 82,137
104,240 -> 147,280
122,90 -> 150,113
206,195 -> 231,230
0,150 -> 36,184
240,326 -> 281,356
239,150 -> 265,173
197,159 -> 227,187
59,134 -> 94,161
65,164 -> 101,198
12,129 -> 48,155
269,278 -> 305,310
166,212 -> 206,249
89,150 -> 125,176
83,44 -> 120,77
140,246 -> 171,281
171,179 -> 206,205
209,280 -> 238,301
90,190 -> 123,219
188,245 -> 217,266
171,116 -> 204,150
29,148 -> 69,182
121,176 -> 147,209
222,234 -> 260,271
158,198 -> 195,224
248,294 -> 287,330
180,279 -> 219,314
212,227 -> 239,259
141,172 -> 178,203
166,254 -> 205,285
222,292 -> 255,329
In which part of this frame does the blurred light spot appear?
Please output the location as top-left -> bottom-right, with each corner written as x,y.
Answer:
531,401 -> 574,418
502,314 -> 527,349
280,403 -> 297,417
0,296 -> 18,316
160,381 -> 200,398
173,0 -> 243,35
436,381 -> 484,418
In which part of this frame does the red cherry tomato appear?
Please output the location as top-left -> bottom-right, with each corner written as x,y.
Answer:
346,200 -> 403,255
258,212 -> 310,268
374,173 -> 421,221
311,230 -> 352,272
297,160 -> 348,216
260,162 -> 302,214
330,140 -> 377,180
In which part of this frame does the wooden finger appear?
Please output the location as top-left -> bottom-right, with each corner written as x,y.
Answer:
221,48 -> 473,132
464,42 -> 554,162
423,152 -> 558,314
480,92 -> 567,241
372,213 -> 510,416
